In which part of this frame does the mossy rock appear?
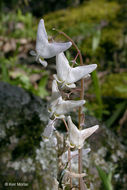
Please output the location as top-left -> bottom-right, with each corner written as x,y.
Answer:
44,0 -> 120,30
101,72 -> 127,98
0,82 -> 49,158
44,0 -> 123,63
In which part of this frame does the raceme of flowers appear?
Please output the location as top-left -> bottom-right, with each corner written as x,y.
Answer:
31,18 -> 99,188
31,18 -> 99,148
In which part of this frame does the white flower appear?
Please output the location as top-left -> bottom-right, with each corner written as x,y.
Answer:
30,19 -> 72,67
53,52 -> 97,88
67,116 -> 99,149
43,119 -> 56,139
49,80 -> 85,118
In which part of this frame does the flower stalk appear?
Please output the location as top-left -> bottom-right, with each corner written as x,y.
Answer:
33,19 -> 99,190
54,29 -> 85,190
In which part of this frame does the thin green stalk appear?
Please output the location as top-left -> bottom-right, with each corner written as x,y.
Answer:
92,29 -> 103,119
91,70 -> 103,119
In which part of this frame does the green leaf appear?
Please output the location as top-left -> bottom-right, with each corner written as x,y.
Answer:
36,75 -> 49,98
91,70 -> 103,119
1,61 -> 10,82
96,166 -> 113,190
115,85 -> 127,93
92,29 -> 101,52
91,29 -> 103,119
105,101 -> 126,128
19,75 -> 31,89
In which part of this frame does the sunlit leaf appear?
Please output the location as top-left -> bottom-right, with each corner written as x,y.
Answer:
96,166 -> 113,190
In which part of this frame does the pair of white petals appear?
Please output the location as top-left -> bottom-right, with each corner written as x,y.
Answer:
30,19 -> 72,67
54,52 -> 97,88
49,80 -> 85,118
67,116 -> 99,149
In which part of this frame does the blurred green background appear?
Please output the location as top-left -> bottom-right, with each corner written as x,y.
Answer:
0,0 -> 127,189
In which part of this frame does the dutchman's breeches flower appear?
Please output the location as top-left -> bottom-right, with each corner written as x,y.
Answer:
49,80 -> 86,118
30,19 -> 72,67
53,52 -> 97,88
67,116 -> 99,149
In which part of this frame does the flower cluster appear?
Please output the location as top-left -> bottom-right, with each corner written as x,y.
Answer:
32,19 -> 99,189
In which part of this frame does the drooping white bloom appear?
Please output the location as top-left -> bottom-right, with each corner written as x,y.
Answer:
43,119 -> 56,139
67,116 -> 99,149
30,19 -> 72,67
53,52 -> 97,88
49,80 -> 85,118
